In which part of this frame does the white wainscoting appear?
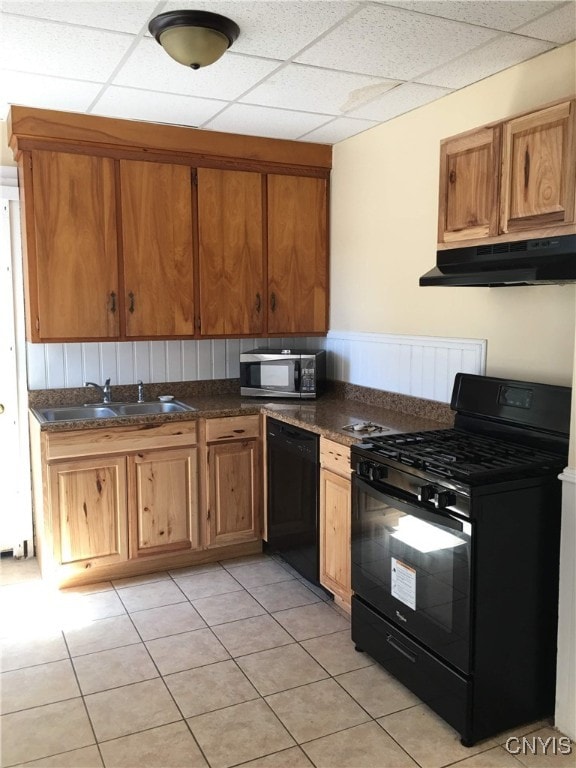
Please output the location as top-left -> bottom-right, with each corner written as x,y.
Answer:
325,331 -> 486,403
26,332 -> 486,399
26,337 -> 323,390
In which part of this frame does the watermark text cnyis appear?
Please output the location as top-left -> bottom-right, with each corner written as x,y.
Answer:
505,735 -> 572,756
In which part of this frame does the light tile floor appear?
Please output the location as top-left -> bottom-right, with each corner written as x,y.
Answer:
1,554 -> 573,768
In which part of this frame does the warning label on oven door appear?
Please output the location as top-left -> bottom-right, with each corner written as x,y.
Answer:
391,557 -> 416,610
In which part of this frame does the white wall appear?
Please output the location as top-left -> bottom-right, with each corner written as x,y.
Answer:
330,42 -> 576,386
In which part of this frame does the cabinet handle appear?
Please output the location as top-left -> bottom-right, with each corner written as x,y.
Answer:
109,292 -> 117,313
255,293 -> 261,313
524,148 -> 530,189
128,292 -> 135,313
449,169 -> 456,184
270,292 -> 276,312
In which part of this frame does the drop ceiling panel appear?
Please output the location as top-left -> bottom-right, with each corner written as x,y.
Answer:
516,3 -> 576,44
295,4 -> 499,80
0,71 -> 103,115
92,85 -> 226,127
300,116 -> 381,144
420,34 -> 555,89
114,36 -> 282,100
240,63 -> 399,115
203,103 -> 332,140
0,14 -> 135,81
378,1 -> 566,31
349,82 -> 453,122
1,1 -> 157,34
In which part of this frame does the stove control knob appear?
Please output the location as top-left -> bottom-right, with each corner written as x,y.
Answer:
417,485 -> 436,502
359,461 -> 388,482
433,491 -> 456,510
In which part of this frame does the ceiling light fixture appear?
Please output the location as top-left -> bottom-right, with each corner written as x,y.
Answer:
148,10 -> 240,70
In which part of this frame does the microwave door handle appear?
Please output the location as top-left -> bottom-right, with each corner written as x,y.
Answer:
294,361 -> 301,392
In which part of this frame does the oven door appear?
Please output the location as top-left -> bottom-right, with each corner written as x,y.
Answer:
240,356 -> 301,397
352,475 -> 472,674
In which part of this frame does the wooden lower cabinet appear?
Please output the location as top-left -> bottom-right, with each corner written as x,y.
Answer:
31,417 -> 263,587
319,438 -> 352,609
206,416 -> 262,547
129,447 -> 199,558
49,456 -> 128,576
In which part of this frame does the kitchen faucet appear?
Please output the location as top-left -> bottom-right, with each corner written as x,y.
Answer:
85,378 -> 112,403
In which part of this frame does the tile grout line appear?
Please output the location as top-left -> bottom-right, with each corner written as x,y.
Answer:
108,577 -> 215,768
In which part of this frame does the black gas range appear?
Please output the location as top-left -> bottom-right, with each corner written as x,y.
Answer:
351,373 -> 571,746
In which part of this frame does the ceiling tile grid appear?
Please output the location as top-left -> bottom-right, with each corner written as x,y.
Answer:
0,0 -> 574,144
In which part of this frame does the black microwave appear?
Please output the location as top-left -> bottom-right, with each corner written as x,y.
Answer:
240,349 -> 326,399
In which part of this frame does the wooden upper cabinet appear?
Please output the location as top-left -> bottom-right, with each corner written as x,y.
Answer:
267,174 -> 328,335
500,100 -> 576,234
27,150 -> 119,340
438,126 -> 501,244
197,168 -> 264,336
120,160 -> 194,337
12,107 -> 331,342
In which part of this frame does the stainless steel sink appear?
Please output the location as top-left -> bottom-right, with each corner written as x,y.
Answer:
33,400 -> 196,423
112,402 -> 194,415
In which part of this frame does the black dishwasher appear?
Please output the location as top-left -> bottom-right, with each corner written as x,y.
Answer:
266,418 -> 320,584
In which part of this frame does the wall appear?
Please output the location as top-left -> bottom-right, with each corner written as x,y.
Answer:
330,42 -> 576,387
1,121 -> 14,167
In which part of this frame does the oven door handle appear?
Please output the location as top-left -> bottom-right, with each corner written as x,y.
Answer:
353,476 -> 466,532
386,634 -> 417,664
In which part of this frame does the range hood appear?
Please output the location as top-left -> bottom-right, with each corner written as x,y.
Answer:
420,234 -> 576,287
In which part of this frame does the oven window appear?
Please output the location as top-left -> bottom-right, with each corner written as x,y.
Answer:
352,483 -> 471,673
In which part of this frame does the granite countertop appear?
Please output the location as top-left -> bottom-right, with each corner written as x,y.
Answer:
29,380 -> 454,444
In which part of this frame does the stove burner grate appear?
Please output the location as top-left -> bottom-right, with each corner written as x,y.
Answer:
365,428 -> 564,481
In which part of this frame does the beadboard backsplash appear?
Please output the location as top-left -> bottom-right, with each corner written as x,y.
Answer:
324,331 -> 486,403
27,332 -> 486,404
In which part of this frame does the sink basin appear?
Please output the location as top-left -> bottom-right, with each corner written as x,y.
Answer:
33,400 -> 196,423
112,402 -> 195,415
35,405 -> 119,421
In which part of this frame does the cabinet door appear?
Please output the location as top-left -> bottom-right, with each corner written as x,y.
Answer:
197,168 -> 264,336
206,440 -> 261,547
500,100 -> 576,234
320,468 -> 351,606
29,150 -> 119,340
49,457 -> 128,572
120,160 -> 194,337
129,447 -> 199,558
267,175 -> 328,334
438,127 -> 501,244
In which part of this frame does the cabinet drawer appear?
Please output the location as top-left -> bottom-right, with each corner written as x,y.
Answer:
205,415 -> 260,442
320,437 -> 351,476
45,420 -> 198,460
